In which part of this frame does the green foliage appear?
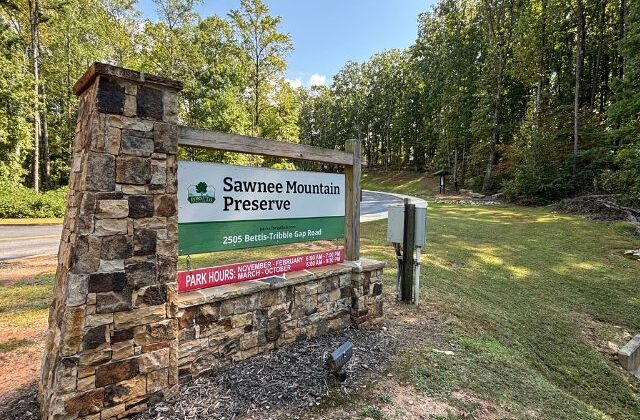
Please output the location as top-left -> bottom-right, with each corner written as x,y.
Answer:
379,392 -> 392,404
606,1 -> 640,204
0,15 -> 34,186
600,145 -> 640,206
0,0 -> 299,202
1,0 -> 638,207
0,183 -> 67,218
229,0 -> 293,137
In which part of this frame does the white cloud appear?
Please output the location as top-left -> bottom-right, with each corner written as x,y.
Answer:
285,78 -> 302,89
308,73 -> 326,87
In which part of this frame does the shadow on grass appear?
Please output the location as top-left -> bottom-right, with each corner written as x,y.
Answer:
0,274 -> 52,328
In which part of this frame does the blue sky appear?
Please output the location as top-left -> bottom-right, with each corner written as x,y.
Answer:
136,0 -> 435,87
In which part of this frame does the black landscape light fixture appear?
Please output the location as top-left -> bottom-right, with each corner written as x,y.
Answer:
432,169 -> 452,194
325,341 -> 353,382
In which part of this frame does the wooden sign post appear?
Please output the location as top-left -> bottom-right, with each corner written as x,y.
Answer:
401,198 -> 415,301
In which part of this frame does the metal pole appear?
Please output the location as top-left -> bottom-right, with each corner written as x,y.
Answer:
414,247 -> 422,305
394,243 -> 402,299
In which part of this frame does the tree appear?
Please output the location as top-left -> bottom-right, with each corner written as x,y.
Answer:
607,0 -> 639,202
0,5 -> 34,185
574,0 -> 585,168
479,0 -> 524,193
195,181 -> 207,195
27,0 -> 42,192
229,0 -> 292,136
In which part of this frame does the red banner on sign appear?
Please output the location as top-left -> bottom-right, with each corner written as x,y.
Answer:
177,248 -> 345,292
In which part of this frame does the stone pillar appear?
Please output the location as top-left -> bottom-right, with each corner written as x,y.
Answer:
39,63 -> 183,419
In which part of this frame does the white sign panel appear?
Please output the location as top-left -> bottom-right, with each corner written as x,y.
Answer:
177,161 -> 345,254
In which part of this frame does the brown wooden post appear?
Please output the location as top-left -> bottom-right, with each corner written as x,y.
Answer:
401,198 -> 415,301
345,139 -> 361,261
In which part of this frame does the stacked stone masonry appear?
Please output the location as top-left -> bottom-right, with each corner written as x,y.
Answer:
39,63 -> 183,420
177,260 -> 385,381
38,63 -> 385,420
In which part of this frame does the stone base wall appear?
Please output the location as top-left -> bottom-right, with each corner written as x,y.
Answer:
176,260 -> 385,381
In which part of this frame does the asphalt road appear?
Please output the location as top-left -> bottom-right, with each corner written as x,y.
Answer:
0,224 -> 62,261
0,191 -> 404,262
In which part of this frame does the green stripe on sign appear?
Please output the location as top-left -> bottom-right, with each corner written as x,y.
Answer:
178,216 -> 345,255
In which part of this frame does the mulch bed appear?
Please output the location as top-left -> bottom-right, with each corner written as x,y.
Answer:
0,327 -> 398,420
0,385 -> 39,419
136,326 -> 398,420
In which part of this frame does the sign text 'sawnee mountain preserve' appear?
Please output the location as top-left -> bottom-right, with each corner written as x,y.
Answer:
178,161 -> 345,254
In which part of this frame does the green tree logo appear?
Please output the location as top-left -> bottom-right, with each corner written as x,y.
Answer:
188,181 -> 215,204
196,181 -> 208,196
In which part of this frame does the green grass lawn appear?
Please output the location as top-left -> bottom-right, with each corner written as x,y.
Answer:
358,173 -> 640,418
362,205 -> 640,418
362,170 -> 435,198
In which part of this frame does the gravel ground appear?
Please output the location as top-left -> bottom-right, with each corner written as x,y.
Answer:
136,327 -> 398,420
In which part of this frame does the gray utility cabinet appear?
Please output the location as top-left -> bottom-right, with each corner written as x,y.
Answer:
386,202 -> 427,247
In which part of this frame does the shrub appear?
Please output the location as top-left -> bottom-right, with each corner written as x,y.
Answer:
0,184 -> 67,218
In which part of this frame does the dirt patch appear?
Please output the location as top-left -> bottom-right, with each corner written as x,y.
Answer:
0,339 -> 43,408
578,314 -> 634,361
451,390 -> 509,419
380,383 -> 458,419
0,255 -> 56,286
0,325 -> 45,344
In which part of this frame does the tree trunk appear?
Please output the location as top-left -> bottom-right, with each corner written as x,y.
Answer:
29,0 -> 41,193
574,0 -> 585,167
453,143 -> 458,191
40,71 -> 50,187
66,22 -> 74,147
618,0 -> 625,79
366,130 -> 372,168
253,58 -> 259,136
482,54 -> 504,194
461,139 -> 467,187
600,52 -> 609,114
590,0 -> 607,110
41,91 -> 50,187
535,0 -> 548,128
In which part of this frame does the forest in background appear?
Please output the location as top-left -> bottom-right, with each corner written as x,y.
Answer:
1,0 -> 639,210
300,0 -> 640,204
